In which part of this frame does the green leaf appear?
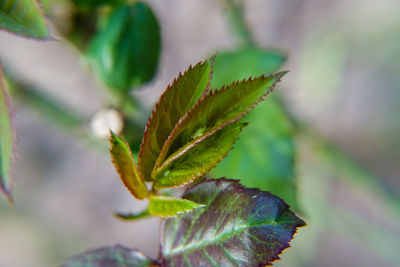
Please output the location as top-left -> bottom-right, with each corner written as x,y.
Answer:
138,61 -> 211,181
86,2 -> 161,91
0,0 -> 50,39
212,97 -> 297,207
153,122 -> 247,189
148,196 -> 205,218
155,72 -> 287,171
63,245 -> 158,267
110,131 -> 149,200
209,47 -> 298,207
161,179 -> 305,266
0,65 -> 16,203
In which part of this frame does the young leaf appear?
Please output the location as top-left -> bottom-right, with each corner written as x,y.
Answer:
161,179 -> 305,266
86,2 -> 160,91
0,65 -> 16,203
0,0 -> 50,39
148,196 -> 204,217
63,245 -> 159,267
114,209 -> 150,221
138,61 -> 211,181
155,72 -> 287,170
153,122 -> 247,189
110,131 -> 148,199
209,47 -> 298,208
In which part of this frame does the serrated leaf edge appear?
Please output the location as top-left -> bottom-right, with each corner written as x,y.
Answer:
0,0 -> 53,40
153,123 -> 247,190
148,195 -> 205,218
154,71 -> 287,173
160,178 -> 306,265
138,60 -> 209,181
109,130 -> 149,199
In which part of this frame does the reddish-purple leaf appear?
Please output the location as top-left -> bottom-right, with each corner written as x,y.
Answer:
161,179 -> 305,266
63,245 -> 159,267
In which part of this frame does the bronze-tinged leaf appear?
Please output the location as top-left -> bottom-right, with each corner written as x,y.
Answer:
63,245 -> 159,267
148,196 -> 204,217
0,65 -> 16,203
110,131 -> 148,200
161,179 -> 305,267
155,72 -> 287,171
138,61 -> 211,181
0,0 -> 50,39
153,122 -> 247,189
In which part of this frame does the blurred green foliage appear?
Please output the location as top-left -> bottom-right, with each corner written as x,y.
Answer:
86,2 -> 161,91
210,48 -> 298,207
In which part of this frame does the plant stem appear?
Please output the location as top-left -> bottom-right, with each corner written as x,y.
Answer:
222,0 -> 254,47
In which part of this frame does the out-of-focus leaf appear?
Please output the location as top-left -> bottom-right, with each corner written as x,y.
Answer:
153,122 -> 247,189
114,209 -> 150,221
63,245 -> 159,267
138,61 -> 211,181
87,2 -> 160,91
0,65 -> 16,203
110,131 -> 148,199
161,179 -> 305,266
208,47 -> 298,207
156,72 -> 286,172
0,0 -> 50,39
148,196 -> 204,217
209,47 -> 286,89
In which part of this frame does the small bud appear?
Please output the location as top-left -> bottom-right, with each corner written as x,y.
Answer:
90,108 -> 123,139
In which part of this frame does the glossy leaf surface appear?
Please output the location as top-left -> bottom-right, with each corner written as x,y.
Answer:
0,66 -> 15,203
87,2 -> 160,91
71,0 -> 122,9
153,122 -> 247,189
0,0 -> 50,39
110,131 -> 148,199
156,72 -> 286,170
63,245 -> 158,267
209,48 -> 297,207
138,61 -> 211,181
148,196 -> 204,217
161,179 -> 305,266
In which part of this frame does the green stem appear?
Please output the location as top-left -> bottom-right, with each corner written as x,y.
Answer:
223,0 -> 254,47
113,209 -> 150,221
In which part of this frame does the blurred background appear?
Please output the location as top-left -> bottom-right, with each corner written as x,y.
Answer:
0,0 -> 399,266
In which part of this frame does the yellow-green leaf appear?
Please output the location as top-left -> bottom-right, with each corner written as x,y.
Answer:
0,0 -> 50,39
148,196 -> 204,217
109,131 -> 148,199
153,122 -> 247,189
138,61 -> 211,181
0,65 -> 15,203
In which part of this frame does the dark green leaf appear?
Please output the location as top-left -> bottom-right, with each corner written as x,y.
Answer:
153,122 -> 247,189
155,72 -> 286,171
110,131 -> 149,199
86,2 -> 161,91
138,61 -> 211,181
209,48 -> 298,207
161,179 -> 305,266
148,196 -> 204,217
63,245 -> 159,267
0,65 -> 15,203
0,0 -> 50,39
